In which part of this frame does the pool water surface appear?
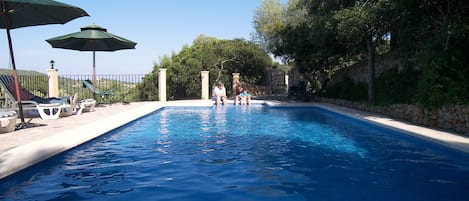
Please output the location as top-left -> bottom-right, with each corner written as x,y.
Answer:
1,105 -> 468,201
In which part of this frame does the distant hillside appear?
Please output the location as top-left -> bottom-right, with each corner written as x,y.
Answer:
0,69 -> 45,76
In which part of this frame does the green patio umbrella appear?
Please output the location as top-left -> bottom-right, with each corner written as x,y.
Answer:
46,24 -> 137,100
0,0 -> 88,126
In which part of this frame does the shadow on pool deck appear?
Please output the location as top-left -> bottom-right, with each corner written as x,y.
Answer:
0,100 -> 467,179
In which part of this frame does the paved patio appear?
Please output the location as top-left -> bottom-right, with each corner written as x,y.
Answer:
0,100 -> 468,179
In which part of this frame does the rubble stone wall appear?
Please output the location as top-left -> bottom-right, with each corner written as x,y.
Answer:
319,98 -> 468,135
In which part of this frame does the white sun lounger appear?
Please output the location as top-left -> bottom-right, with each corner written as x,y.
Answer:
75,99 -> 96,115
0,111 -> 17,133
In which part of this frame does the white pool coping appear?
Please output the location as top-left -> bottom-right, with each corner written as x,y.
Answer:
0,100 -> 467,180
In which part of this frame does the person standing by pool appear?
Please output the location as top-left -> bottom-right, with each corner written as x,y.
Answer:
213,81 -> 227,105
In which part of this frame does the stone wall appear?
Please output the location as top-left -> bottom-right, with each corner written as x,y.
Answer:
239,81 -> 269,96
234,68 -> 287,97
270,68 -> 287,94
319,98 -> 469,135
287,67 -> 304,87
330,53 -> 401,85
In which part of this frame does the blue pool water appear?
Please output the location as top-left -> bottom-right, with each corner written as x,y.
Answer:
1,105 -> 468,201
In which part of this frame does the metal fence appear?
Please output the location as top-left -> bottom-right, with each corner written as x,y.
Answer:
0,74 -> 158,105
0,74 -> 48,107
0,71 -> 288,106
59,74 -> 157,103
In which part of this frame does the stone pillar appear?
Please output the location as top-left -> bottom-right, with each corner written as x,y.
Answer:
47,68 -> 59,98
285,74 -> 289,92
201,71 -> 209,100
232,73 -> 240,96
158,68 -> 167,102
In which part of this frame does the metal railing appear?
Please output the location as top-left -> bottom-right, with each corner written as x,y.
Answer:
59,74 -> 156,103
0,74 -> 158,105
0,72 -> 288,106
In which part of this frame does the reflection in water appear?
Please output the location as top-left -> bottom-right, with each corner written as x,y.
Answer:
214,105 -> 228,136
293,123 -> 368,158
199,110 -> 211,133
156,110 -> 170,154
158,110 -> 169,135
214,105 -> 227,123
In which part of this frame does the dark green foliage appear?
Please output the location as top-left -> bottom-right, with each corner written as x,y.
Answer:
375,67 -> 419,105
323,77 -> 367,101
413,36 -> 469,107
137,71 -> 158,101
394,0 -> 469,107
324,64 -> 467,107
323,67 -> 418,105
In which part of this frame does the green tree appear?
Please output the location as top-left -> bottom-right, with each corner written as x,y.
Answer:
140,35 -> 272,99
254,0 -> 354,90
253,0 -> 468,107
395,0 -> 469,107
334,0 -> 394,104
252,0 -> 287,56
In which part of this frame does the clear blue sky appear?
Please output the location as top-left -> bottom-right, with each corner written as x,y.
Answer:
0,0 -> 262,75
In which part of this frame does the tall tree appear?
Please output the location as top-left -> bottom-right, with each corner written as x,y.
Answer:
254,0 -> 354,89
253,0 -> 287,56
140,35 -> 272,99
334,0 -> 393,103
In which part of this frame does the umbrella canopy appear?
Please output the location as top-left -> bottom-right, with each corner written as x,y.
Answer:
46,24 -> 137,51
0,0 -> 88,29
0,0 -> 88,125
46,24 -> 137,99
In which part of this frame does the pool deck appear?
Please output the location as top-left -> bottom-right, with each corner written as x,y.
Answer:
0,100 -> 468,179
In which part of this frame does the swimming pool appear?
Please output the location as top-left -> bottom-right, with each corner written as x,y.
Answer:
1,105 -> 468,201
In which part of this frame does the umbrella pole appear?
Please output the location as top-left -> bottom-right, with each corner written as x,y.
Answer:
4,26 -> 25,123
92,51 -> 96,100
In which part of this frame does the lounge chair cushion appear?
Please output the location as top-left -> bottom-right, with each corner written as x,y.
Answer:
8,81 -> 35,101
0,111 -> 16,118
7,79 -> 68,104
